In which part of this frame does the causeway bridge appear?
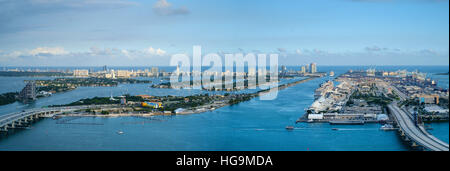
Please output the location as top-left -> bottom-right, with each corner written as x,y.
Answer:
0,105 -> 111,132
388,102 -> 449,151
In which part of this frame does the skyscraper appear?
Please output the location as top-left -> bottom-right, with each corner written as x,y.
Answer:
281,65 -> 287,73
301,66 -> 306,73
151,67 -> 159,75
19,81 -> 36,103
310,63 -> 317,73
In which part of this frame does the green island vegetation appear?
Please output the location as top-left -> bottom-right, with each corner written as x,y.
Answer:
50,97 -> 122,107
101,110 -> 110,115
49,93 -> 255,113
0,92 -> 19,106
0,71 -> 70,77
0,78 -> 152,107
37,85 -> 76,93
399,99 -> 420,107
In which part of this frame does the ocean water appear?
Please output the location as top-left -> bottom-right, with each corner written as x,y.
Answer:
0,66 -> 447,151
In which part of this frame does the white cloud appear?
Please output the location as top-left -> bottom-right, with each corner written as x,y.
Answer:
29,47 -> 68,56
153,0 -> 189,16
145,46 -> 166,56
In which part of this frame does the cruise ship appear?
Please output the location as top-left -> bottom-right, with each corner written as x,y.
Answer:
314,80 -> 334,100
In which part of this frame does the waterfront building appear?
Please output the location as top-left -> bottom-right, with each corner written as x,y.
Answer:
19,81 -> 37,102
301,66 -> 306,74
105,69 -> 116,79
142,102 -> 162,108
151,67 -> 159,76
366,69 -> 375,77
281,65 -> 287,73
415,94 -> 439,104
116,70 -> 130,78
310,63 -> 317,73
73,69 -> 89,77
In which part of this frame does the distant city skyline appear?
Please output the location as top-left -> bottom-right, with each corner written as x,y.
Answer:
0,0 -> 448,66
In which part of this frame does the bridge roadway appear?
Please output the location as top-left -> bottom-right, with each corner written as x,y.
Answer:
388,102 -> 449,151
0,105 -> 114,131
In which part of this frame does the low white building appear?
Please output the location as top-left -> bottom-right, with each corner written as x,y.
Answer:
308,114 -> 324,120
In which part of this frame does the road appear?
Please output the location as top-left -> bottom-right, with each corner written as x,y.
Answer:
388,102 -> 449,151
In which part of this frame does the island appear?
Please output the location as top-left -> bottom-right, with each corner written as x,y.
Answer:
47,76 -> 319,117
0,78 -> 152,106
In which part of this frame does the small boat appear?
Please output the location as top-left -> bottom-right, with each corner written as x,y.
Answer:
285,126 -> 294,130
117,131 -> 124,135
380,124 -> 396,131
332,128 -> 339,131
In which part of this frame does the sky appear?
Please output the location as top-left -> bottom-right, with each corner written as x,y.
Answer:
0,0 -> 448,66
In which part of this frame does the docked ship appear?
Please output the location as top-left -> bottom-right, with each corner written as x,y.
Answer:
329,120 -> 364,125
314,80 -> 334,100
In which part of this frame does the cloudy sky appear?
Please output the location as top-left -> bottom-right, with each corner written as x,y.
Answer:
0,0 -> 448,66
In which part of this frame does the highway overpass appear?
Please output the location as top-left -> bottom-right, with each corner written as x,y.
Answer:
388,102 -> 449,151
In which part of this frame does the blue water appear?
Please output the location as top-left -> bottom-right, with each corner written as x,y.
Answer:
428,122 -> 449,144
0,66 -> 447,151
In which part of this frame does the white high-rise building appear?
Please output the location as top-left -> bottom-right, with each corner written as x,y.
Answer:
310,63 -> 317,73
73,69 -> 89,77
301,66 -> 306,73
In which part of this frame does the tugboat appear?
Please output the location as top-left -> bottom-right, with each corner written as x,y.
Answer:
285,126 -> 294,130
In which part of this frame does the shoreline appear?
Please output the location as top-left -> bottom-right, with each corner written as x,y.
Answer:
56,77 -> 319,118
